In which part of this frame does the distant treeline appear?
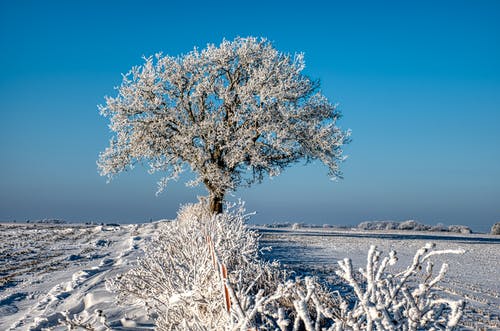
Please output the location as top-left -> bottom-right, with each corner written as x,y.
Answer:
356,220 -> 472,234
262,220 -> 473,234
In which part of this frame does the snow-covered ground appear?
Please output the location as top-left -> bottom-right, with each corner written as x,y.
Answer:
0,222 -> 158,330
1,222 -> 499,330
260,227 -> 500,330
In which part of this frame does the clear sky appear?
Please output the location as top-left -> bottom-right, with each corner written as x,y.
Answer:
1,0 -> 499,232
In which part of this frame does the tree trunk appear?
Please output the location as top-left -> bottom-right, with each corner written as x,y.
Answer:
204,179 -> 225,214
209,193 -> 224,214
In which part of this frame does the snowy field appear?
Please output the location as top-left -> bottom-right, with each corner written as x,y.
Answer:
0,223 -> 157,330
259,228 -> 500,330
1,222 -> 499,330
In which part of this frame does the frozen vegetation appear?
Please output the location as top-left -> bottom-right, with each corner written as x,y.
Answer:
264,221 -> 473,235
2,35 -> 495,330
1,201 -> 499,330
97,37 -> 350,214
357,221 -> 472,234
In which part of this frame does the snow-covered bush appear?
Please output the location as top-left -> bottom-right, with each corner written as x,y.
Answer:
490,222 -> 500,235
107,199 -> 283,330
358,221 -> 399,231
358,220 -> 474,234
430,223 -> 447,232
109,201 -> 466,330
232,244 -> 466,330
447,225 -> 472,234
221,272 -> 343,330
334,244 -> 465,330
398,220 -> 430,231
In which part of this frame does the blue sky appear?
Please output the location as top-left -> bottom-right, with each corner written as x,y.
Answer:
0,0 -> 499,232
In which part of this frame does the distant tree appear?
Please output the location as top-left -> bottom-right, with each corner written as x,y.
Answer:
98,37 -> 350,213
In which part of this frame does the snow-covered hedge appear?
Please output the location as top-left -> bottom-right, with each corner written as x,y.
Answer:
358,220 -> 472,234
109,200 -> 466,330
357,221 -> 400,231
447,225 -> 472,234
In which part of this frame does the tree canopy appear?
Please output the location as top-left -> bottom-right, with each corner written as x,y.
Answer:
98,37 -> 351,213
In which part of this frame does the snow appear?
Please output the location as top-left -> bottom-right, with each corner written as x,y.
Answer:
1,222 -> 499,330
259,227 -> 500,330
0,222 -> 158,330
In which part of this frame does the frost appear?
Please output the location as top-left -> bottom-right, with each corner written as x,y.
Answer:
109,201 -> 466,330
98,37 -> 350,212
335,245 -> 466,330
107,198 -> 283,330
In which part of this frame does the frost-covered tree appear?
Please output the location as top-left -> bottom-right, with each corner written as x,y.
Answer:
98,37 -> 350,213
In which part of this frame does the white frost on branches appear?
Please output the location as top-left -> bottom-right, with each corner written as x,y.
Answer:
98,37 -> 350,207
335,244 -> 466,330
108,201 -> 466,330
107,199 -> 283,330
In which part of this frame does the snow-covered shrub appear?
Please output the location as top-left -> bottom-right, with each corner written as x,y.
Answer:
358,221 -> 399,230
490,222 -> 500,235
107,199 -> 283,330
398,220 -> 430,231
292,222 -> 303,230
359,220 -> 474,234
109,201 -> 466,330
223,273 -> 346,330
412,221 -> 474,234
430,223 -> 447,232
266,222 -> 291,228
447,225 -> 472,234
334,243 -> 465,330
225,243 -> 466,330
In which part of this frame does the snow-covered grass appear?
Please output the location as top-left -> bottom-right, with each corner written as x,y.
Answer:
1,206 -> 499,330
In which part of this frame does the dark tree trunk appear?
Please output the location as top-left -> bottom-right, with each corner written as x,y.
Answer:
209,193 -> 224,214
204,179 -> 225,214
